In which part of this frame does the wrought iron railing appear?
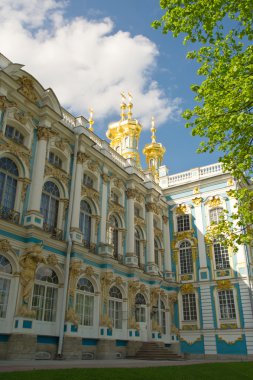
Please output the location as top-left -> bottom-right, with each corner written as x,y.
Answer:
0,206 -> 20,224
83,239 -> 96,253
43,223 -> 64,241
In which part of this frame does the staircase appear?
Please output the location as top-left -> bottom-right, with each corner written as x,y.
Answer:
134,342 -> 183,361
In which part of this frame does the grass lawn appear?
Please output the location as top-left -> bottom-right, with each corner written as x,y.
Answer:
1,362 -> 253,380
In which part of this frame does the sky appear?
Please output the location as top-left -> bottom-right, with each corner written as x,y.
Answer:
0,0 -> 220,174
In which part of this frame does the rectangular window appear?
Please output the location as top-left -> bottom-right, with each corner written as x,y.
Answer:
75,293 -> 94,326
180,249 -> 193,274
32,284 -> 57,322
0,278 -> 10,318
218,290 -> 236,319
83,174 -> 93,188
177,215 -> 190,232
48,152 -> 62,169
182,293 -> 197,321
109,300 -> 122,329
214,242 -> 230,269
209,208 -> 223,224
5,125 -> 24,145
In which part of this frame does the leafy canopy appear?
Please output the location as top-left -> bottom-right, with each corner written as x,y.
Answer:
153,0 -> 253,247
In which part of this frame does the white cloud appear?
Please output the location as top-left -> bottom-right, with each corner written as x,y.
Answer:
0,0 -> 181,129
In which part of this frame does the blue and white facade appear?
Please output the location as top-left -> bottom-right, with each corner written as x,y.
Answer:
0,53 -> 252,359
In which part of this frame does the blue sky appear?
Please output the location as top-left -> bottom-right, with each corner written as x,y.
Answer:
0,0 -> 220,174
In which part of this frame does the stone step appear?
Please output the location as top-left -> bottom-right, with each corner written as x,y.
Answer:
134,342 -> 183,361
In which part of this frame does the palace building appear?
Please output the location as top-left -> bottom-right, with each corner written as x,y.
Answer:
0,53 -> 252,360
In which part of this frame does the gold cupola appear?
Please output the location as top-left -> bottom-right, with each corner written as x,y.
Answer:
106,93 -> 142,167
142,117 -> 166,177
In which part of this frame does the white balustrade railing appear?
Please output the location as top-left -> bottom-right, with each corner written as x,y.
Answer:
166,163 -> 224,187
61,109 -> 76,129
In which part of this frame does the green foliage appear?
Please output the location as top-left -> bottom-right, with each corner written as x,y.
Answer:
153,0 -> 253,247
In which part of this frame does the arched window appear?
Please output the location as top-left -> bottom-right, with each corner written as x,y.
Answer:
109,215 -> 119,259
5,125 -> 24,145
135,228 -> 141,265
213,239 -> 230,269
209,208 -> 223,224
79,200 -> 92,247
0,255 -> 12,318
109,286 -> 122,329
135,293 -> 146,322
75,278 -> 94,326
40,181 -> 60,232
154,239 -> 159,266
0,157 -> 18,213
31,267 -> 58,322
179,241 -> 193,274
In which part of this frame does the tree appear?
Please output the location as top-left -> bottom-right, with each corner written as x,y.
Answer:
153,0 -> 253,248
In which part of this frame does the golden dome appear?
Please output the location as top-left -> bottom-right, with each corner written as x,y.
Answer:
142,117 -> 166,174
106,93 -> 142,167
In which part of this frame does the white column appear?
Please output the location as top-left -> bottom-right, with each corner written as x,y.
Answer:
192,198 -> 207,268
100,172 -> 109,243
28,127 -> 49,211
71,159 -> 83,230
146,202 -> 156,273
126,188 -> 135,254
162,215 -> 172,272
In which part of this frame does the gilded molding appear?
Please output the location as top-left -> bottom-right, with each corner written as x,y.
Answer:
19,244 -> 46,308
87,160 -> 100,172
18,76 -> 38,102
0,239 -> 15,253
0,136 -> 31,167
135,191 -> 145,204
150,287 -> 160,308
226,189 -> 236,198
218,335 -> 242,344
182,324 -> 198,331
180,336 -> 202,344
82,185 -> 100,201
176,204 -> 188,215
101,173 -> 110,183
207,196 -> 222,208
113,178 -> 124,189
126,188 -> 135,199
37,127 -> 54,141
19,178 -> 31,202
162,215 -> 168,224
108,200 -> 124,215
55,139 -> 68,152
220,323 -> 237,329
180,283 -> 194,294
45,162 -> 70,185
0,95 -> 16,109
66,308 -> 79,326
216,279 -> 232,290
192,197 -> 203,206
154,227 -> 163,240
168,292 -> 178,304
77,152 -> 89,164
145,202 -> 156,213
193,186 -> 200,195
134,215 -> 146,228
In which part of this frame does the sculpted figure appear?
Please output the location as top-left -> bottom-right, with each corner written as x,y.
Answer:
19,244 -> 46,304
